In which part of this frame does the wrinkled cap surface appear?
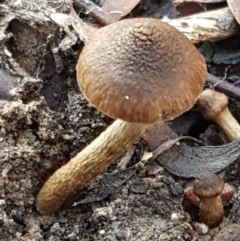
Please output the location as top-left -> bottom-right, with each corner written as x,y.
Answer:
193,172 -> 224,198
77,18 -> 207,123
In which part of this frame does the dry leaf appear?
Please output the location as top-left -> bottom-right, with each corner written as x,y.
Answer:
102,0 -> 141,21
227,0 -> 240,24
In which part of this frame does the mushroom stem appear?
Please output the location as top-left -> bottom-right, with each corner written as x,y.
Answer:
197,89 -> 240,142
214,107 -> 240,141
198,196 -> 224,228
36,120 -> 149,214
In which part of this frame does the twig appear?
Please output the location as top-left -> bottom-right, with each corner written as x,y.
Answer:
151,136 -> 204,160
73,0 -> 115,25
206,73 -> 240,101
128,136 -> 204,170
163,7 -> 239,44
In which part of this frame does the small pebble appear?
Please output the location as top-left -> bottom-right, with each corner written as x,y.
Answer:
99,230 -> 105,235
192,222 -> 209,235
171,213 -> 179,222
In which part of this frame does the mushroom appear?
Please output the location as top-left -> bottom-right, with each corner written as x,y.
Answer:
184,183 -> 234,207
214,224 -> 240,241
193,172 -> 225,228
196,89 -> 240,142
36,18 -> 207,214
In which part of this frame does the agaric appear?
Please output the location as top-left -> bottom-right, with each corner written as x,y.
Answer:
197,89 -> 240,142
185,183 -> 234,207
192,172 -> 225,228
214,224 -> 240,241
36,18 -> 207,214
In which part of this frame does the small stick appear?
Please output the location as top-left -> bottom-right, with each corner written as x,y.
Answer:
151,136 -> 203,160
206,74 -> 240,101
163,7 -> 239,44
130,136 -> 204,169
73,0 -> 115,25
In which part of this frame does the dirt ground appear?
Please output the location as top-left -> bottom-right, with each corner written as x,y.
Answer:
1,0 -> 240,240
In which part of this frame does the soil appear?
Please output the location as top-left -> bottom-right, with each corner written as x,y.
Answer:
1,0 -> 240,240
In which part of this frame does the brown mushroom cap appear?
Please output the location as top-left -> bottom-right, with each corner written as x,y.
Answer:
197,89 -> 228,120
193,172 -> 224,198
77,18 -> 207,124
214,224 -> 240,241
